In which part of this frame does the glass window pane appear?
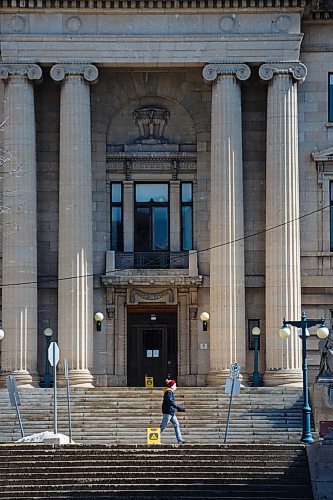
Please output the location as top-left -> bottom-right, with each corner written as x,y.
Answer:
181,183 -> 192,203
182,206 -> 193,250
153,207 -> 168,251
331,206 -> 333,252
111,183 -> 122,203
331,181 -> 333,202
136,184 -> 168,203
135,207 -> 150,251
111,207 -> 122,251
330,74 -> 333,122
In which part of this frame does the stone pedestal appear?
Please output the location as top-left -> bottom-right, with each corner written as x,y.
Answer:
259,63 -> 307,386
0,64 -> 42,387
311,379 -> 333,432
50,64 -> 98,387
203,64 -> 250,385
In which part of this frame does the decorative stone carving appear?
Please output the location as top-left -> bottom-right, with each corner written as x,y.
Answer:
275,14 -> 291,32
133,106 -> 170,144
50,64 -> 98,83
317,332 -> 333,379
129,288 -> 175,304
219,16 -> 236,33
10,15 -> 26,33
202,63 -> 251,82
65,16 -> 82,33
0,64 -> 42,81
259,63 -> 307,83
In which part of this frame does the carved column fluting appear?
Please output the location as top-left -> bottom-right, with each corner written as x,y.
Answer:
50,64 -> 98,387
0,64 -> 42,387
259,63 -> 307,385
203,64 -> 250,385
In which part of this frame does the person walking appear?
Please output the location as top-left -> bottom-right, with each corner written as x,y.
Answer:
160,379 -> 186,444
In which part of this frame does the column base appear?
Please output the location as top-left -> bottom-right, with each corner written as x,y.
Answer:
58,369 -> 94,388
263,369 -> 303,387
0,369 -> 37,388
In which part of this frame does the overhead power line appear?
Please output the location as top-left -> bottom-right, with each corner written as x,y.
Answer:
0,202 -> 330,288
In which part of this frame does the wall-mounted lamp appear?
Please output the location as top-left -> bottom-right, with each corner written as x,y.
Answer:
200,312 -> 210,332
150,314 -> 156,321
94,312 -> 104,332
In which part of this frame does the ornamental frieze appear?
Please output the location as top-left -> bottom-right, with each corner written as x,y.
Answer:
129,287 -> 176,304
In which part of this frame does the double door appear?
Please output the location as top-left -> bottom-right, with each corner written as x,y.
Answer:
127,311 -> 177,387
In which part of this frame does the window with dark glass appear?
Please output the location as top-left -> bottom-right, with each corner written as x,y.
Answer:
329,74 -> 333,122
248,319 -> 260,351
331,181 -> 333,252
110,182 -> 123,251
134,183 -> 169,252
181,182 -> 193,250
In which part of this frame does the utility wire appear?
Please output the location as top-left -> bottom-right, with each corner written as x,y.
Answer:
1,202 -> 330,288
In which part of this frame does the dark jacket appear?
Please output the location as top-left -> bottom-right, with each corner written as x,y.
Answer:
162,388 -> 184,415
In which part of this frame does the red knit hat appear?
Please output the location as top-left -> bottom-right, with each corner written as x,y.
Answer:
166,379 -> 176,388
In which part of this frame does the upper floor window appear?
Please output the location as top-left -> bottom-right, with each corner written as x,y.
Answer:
110,182 -> 123,251
329,74 -> 333,123
135,183 -> 169,252
331,181 -> 333,251
181,182 -> 193,250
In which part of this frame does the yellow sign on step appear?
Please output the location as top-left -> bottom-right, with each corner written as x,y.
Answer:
145,376 -> 154,388
147,427 -> 161,445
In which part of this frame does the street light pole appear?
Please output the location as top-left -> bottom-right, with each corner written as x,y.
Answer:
43,328 -> 53,388
279,312 -> 329,444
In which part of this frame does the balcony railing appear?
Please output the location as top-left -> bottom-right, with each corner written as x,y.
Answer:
115,251 -> 189,270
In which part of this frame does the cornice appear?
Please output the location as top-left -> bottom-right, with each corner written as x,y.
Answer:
0,0 -> 307,11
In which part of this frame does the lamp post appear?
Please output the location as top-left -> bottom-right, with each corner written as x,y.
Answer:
43,327 -> 53,388
279,312 -> 329,444
251,327 -> 261,387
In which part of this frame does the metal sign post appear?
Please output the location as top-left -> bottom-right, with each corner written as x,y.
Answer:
6,375 -> 25,438
64,358 -> 72,443
48,341 -> 59,435
224,363 -> 241,444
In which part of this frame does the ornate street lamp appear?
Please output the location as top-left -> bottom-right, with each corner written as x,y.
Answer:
251,326 -> 261,387
279,312 -> 329,444
43,327 -> 53,388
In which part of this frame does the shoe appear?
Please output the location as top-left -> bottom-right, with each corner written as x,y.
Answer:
177,440 -> 185,444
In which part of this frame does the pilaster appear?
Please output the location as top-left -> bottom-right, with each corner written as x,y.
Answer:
0,63 -> 42,387
203,63 -> 250,385
259,62 -> 307,386
50,63 -> 98,387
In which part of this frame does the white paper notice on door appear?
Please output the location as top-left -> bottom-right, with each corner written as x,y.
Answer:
153,350 -> 159,358
146,350 -> 153,358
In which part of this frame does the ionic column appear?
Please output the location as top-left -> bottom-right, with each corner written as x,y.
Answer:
50,64 -> 98,387
203,64 -> 250,385
0,64 -> 42,387
259,63 -> 307,385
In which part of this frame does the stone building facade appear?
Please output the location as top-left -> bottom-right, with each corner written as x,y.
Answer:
0,0 -> 332,387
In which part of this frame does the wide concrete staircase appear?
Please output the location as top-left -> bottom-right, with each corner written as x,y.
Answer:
0,387 -> 307,444
0,443 -> 313,499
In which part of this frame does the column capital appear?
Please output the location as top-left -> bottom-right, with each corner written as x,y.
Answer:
50,63 -> 98,83
259,62 -> 307,83
202,63 -> 251,82
0,63 -> 42,81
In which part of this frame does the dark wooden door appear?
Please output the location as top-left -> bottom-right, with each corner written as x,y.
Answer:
127,312 -> 177,387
